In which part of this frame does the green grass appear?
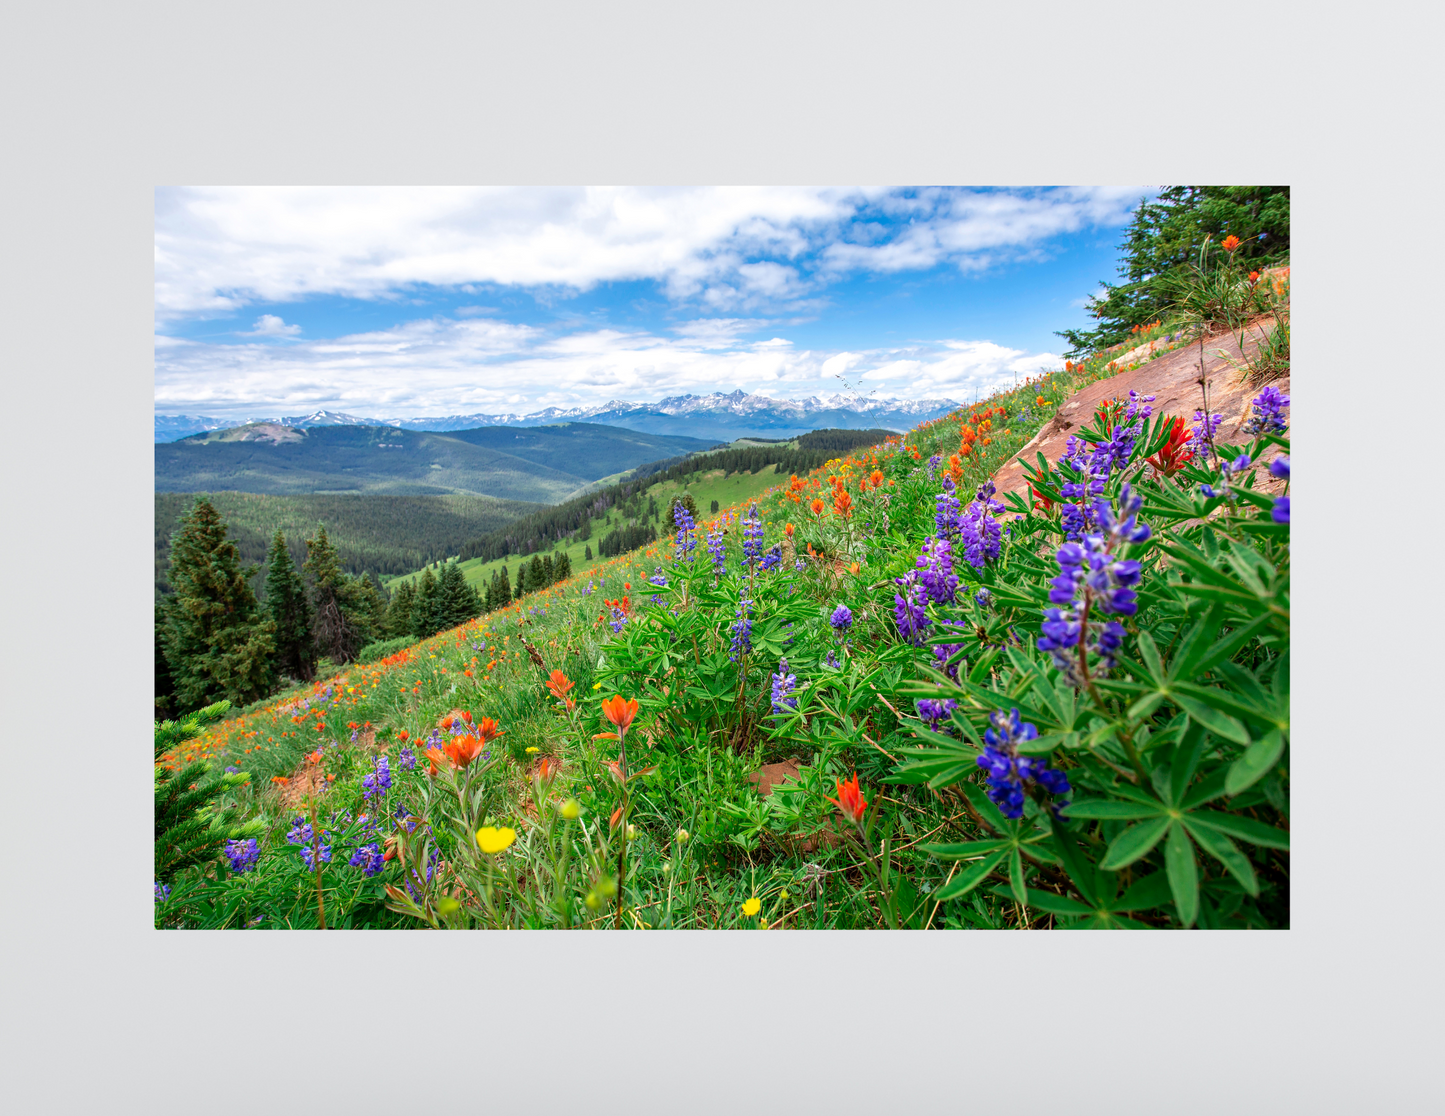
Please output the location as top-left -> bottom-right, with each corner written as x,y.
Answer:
385,465 -> 788,592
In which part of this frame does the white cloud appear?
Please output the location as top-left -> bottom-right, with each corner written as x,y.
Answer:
154,185 -> 1152,320
244,313 -> 301,337
155,313 -> 1062,420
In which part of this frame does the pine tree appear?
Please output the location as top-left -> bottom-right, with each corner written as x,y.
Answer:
495,566 -> 512,607
579,517 -> 592,541
584,544 -> 593,561
710,500 -> 720,513
412,567 -> 440,638
515,563 -> 527,600
385,579 -> 416,637
305,526 -> 367,664
155,600 -> 176,719
553,552 -> 572,583
155,701 -> 253,885
264,530 -> 314,682
160,496 -> 277,713
542,554 -> 555,586
433,562 -> 482,633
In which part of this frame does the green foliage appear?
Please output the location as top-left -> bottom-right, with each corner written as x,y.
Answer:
1057,186 -> 1290,354
357,634 -> 417,663
383,578 -> 416,638
155,700 -> 252,885
411,567 -> 440,638
264,530 -> 314,681
155,491 -> 543,595
305,526 -> 376,663
159,497 -> 278,714
433,561 -> 482,631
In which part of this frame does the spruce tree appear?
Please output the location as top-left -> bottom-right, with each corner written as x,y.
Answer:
710,500 -> 720,513
514,563 -> 526,600
542,554 -> 555,586
495,566 -> 513,607
553,552 -> 572,582
264,530 -> 314,682
305,526 -> 364,663
433,562 -> 481,632
412,567 -> 440,638
385,579 -> 416,637
160,496 -> 277,713
584,544 -> 593,561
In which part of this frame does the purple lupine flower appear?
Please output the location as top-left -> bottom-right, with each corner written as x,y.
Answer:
729,587 -> 753,661
935,477 -> 961,540
1243,385 -> 1290,435
794,558 -> 807,572
915,535 -> 958,604
932,639 -> 966,681
300,841 -> 333,871
741,504 -> 765,569
155,881 -> 170,903
397,744 -> 416,771
1272,495 -> 1289,524
829,605 -> 853,632
959,481 -> 1005,567
760,545 -> 782,572
648,566 -> 668,588
824,649 -> 841,670
362,754 -> 392,801
672,502 -> 697,561
893,571 -> 931,647
769,659 -> 798,715
349,843 -> 385,877
916,697 -> 958,731
1189,409 -> 1223,458
706,521 -> 728,579
1269,455 -> 1290,480
975,708 -> 1071,819
1037,486 -> 1149,685
224,838 -> 260,874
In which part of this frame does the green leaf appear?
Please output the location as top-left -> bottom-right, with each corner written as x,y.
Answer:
935,850 -> 1007,900
1164,822 -> 1199,927
1182,819 -> 1260,896
959,781 -> 1009,834
1188,810 -> 1290,849
1173,694 -> 1252,746
1225,730 -> 1286,796
1063,799 -> 1163,820
1008,848 -> 1028,906
922,839 -> 1008,860
1135,630 -> 1165,684
1050,821 -> 1100,905
1113,870 -> 1174,912
1100,815 -> 1171,870
1169,720 -> 1208,805
1016,888 -> 1095,916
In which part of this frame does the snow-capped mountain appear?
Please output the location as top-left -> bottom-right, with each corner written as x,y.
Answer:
155,392 -> 964,443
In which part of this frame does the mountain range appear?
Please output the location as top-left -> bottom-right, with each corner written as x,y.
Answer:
154,390 -> 964,443
156,422 -> 718,502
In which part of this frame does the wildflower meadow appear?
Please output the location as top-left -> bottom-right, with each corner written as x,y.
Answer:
156,332 -> 1290,930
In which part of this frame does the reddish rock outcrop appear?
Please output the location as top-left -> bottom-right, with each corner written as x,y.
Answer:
993,320 -> 1290,502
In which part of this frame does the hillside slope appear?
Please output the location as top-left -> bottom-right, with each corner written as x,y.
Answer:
157,425 -> 598,502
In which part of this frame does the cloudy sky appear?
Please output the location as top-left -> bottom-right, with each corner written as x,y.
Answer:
154,186 -> 1153,420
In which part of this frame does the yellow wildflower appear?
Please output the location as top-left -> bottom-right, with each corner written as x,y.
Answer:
476,826 -> 517,854
742,896 -> 761,917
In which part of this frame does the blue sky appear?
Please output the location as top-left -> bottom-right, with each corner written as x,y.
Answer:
154,186 -> 1151,420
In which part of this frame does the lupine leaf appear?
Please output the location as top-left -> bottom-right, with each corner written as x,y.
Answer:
1164,822 -> 1199,927
1012,888 -> 1094,916
1182,820 -> 1260,896
921,839 -> 1008,859
1100,815 -> 1171,870
1063,799 -> 1163,820
1113,869 -> 1174,912
935,850 -> 1007,900
1187,810 -> 1290,849
1225,730 -> 1286,796
1172,693 -> 1251,745
1008,847 -> 1028,906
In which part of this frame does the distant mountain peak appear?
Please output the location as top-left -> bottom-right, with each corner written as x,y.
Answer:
156,389 -> 964,443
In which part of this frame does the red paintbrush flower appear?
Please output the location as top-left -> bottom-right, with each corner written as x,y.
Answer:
827,772 -> 868,825
1147,416 -> 1195,477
